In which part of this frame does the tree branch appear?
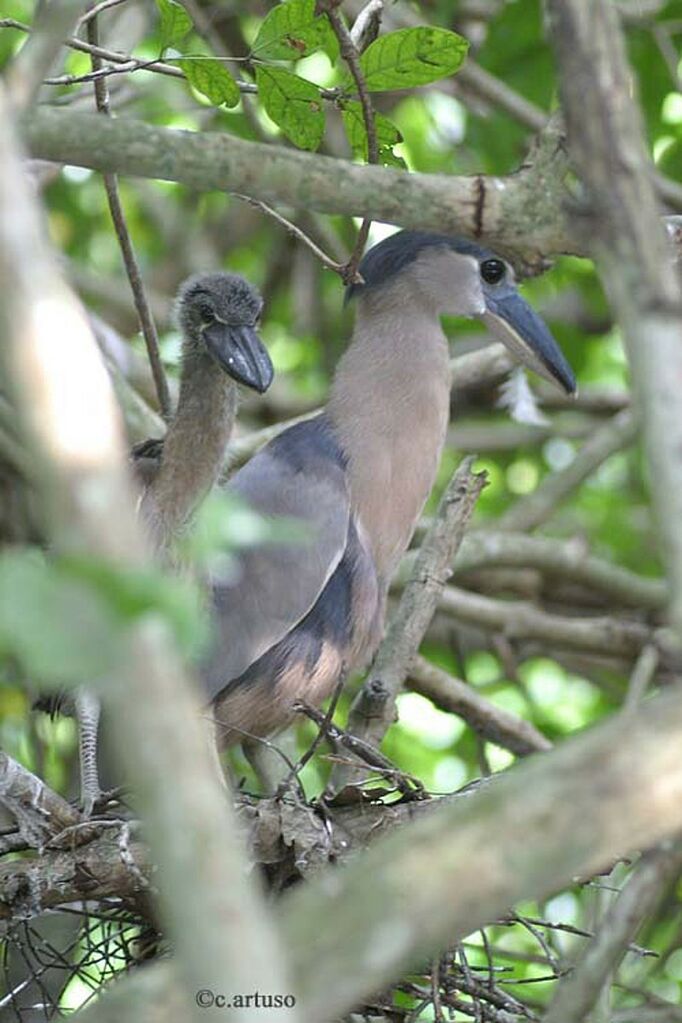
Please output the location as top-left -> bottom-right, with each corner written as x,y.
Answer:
544,840 -> 682,1023
279,684 -> 682,1020
498,409 -> 636,532
435,584 -> 679,667
86,15 -> 171,420
336,459 -> 486,789
408,656 -> 550,756
324,3 -> 378,283
18,107 -> 576,268
546,0 -> 682,638
5,1 -> 90,110
0,83 -> 296,1022
450,530 -> 667,611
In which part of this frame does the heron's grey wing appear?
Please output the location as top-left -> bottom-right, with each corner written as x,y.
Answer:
130,437 -> 164,490
202,417 -> 350,702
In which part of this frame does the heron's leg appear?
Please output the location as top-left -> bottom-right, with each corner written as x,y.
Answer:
243,733 -> 298,795
204,715 -> 231,793
75,688 -> 101,817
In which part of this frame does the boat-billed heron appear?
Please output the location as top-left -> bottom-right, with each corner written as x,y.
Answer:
135,271 -> 273,551
204,231 -> 575,761
52,271 -> 274,812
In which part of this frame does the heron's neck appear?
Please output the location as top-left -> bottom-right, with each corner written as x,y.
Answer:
144,347 -> 237,549
327,296 -> 451,580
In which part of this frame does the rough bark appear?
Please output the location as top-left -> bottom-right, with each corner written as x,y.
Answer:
546,0 -> 682,636
0,84 -> 295,1023
280,684 -> 682,1020
19,107 -> 574,269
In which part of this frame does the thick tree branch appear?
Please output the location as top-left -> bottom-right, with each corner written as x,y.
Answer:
546,0 -> 682,637
408,656 -> 550,756
279,684 -> 682,1020
19,107 -> 574,268
0,84 -> 295,1022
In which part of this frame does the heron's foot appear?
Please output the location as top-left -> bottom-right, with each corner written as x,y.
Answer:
79,785 -> 127,819
244,738 -> 290,796
79,773 -> 104,818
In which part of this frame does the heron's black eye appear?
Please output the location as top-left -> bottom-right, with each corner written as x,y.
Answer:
480,259 -> 506,285
198,303 -> 215,324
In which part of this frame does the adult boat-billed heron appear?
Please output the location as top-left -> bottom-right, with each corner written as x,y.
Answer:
205,231 -> 575,764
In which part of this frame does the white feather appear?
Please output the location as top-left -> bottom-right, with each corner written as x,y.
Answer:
497,367 -> 549,426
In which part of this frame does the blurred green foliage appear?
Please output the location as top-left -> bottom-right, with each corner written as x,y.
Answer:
2,0 -> 682,1017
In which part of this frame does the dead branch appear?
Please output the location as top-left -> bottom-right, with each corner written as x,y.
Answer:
545,840 -> 682,1023
338,459 -> 486,787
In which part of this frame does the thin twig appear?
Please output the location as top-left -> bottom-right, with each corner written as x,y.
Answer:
0,19 -> 257,90
544,841 -> 682,1023
293,703 -> 425,798
325,5 -> 379,284
75,0 -> 130,31
87,14 -> 171,420
457,945 -> 484,1023
499,913 -> 657,959
431,957 -> 445,1023
276,670 -> 347,796
234,194 -> 347,276
45,57 -> 170,88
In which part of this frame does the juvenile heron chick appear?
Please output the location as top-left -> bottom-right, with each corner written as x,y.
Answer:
138,271 -> 273,550
77,271 -> 274,812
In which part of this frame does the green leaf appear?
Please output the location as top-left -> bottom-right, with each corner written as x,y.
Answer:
380,148 -> 407,169
155,0 -> 192,51
0,550 -> 123,684
251,0 -> 339,63
358,27 -> 468,91
59,556 -> 208,658
341,100 -> 406,167
313,15 -> 340,65
180,490 -> 310,575
180,57 -> 240,108
255,66 -> 325,150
